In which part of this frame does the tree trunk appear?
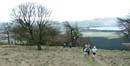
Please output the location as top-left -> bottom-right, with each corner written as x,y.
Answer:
37,43 -> 42,50
7,31 -> 10,44
29,29 -> 35,45
37,28 -> 42,50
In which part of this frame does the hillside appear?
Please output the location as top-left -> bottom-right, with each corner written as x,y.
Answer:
0,45 -> 129,66
70,17 -> 118,28
58,17 -> 121,32
82,32 -> 124,49
0,17 -> 120,32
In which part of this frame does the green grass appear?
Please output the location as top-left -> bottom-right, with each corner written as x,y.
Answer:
82,32 -> 121,39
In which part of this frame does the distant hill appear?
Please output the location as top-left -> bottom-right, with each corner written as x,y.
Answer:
0,22 -> 5,30
68,17 -> 121,31
0,17 -> 120,31
71,17 -> 118,28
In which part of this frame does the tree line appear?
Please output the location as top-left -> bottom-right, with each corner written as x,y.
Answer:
3,2 -> 130,50
3,2 -> 89,50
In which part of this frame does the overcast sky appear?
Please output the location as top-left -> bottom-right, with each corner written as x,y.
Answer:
0,0 -> 130,22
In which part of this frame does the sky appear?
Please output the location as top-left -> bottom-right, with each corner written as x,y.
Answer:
0,0 -> 130,22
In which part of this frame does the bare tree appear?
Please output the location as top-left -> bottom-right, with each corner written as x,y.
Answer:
63,21 -> 82,46
117,17 -> 130,41
2,22 -> 13,44
35,5 -> 51,50
11,3 -> 36,44
11,2 -> 51,50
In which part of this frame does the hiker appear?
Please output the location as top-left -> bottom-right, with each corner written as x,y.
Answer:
87,44 -> 91,55
92,46 -> 97,57
83,44 -> 89,57
63,42 -> 67,48
69,42 -> 72,48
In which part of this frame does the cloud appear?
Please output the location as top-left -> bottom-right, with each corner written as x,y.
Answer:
0,0 -> 130,22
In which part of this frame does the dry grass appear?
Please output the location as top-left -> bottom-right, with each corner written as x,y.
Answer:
97,49 -> 130,66
0,45 -> 130,66
0,45 -> 85,66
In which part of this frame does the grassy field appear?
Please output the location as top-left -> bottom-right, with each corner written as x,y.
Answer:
81,32 -> 125,49
0,45 -> 130,66
82,32 -> 121,39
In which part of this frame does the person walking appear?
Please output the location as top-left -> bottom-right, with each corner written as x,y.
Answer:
92,46 -> 97,57
83,44 -> 89,57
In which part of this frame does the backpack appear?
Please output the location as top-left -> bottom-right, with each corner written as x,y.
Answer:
83,47 -> 88,52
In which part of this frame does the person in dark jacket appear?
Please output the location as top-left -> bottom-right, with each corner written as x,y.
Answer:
83,44 -> 89,57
